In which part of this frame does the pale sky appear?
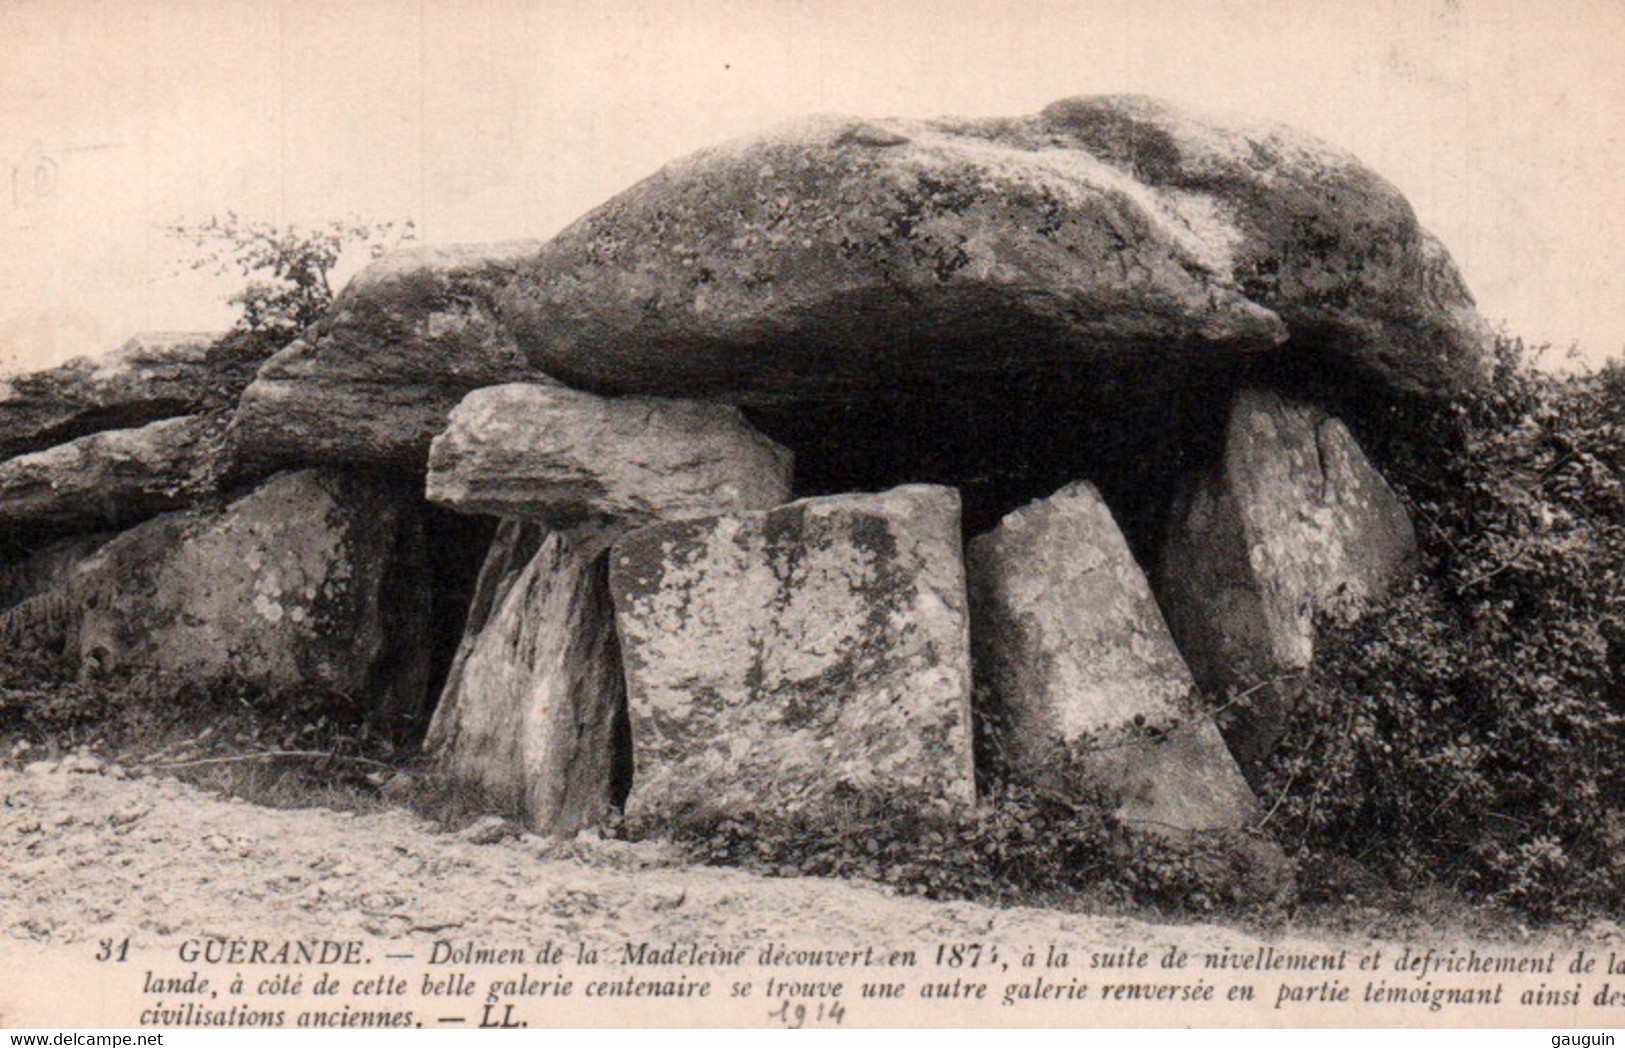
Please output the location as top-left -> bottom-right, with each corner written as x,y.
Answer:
1,0 -> 1620,372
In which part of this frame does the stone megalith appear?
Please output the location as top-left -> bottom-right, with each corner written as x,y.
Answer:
0,416 -> 216,540
608,485 -> 975,821
503,96 -> 1486,404
231,96 -> 1490,517
230,243 -> 548,475
1156,388 -> 1418,780
423,383 -> 793,834
0,332 -> 225,461
425,383 -> 793,528
422,520 -> 627,835
967,481 -> 1260,834
46,469 -> 431,728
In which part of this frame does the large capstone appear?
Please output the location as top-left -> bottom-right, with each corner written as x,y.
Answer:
425,383 -> 793,528
608,485 -> 975,821
423,520 -> 627,835
1156,388 -> 1419,779
0,332 -> 228,461
52,469 -> 431,729
968,481 -> 1260,834
0,416 -> 218,541
231,96 -> 1490,537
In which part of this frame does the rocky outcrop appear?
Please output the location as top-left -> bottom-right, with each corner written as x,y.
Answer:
231,96 -> 1490,485
1156,389 -> 1419,779
968,481 -> 1259,834
423,520 -> 626,835
229,243 -> 547,475
425,383 -> 792,528
59,469 -> 431,726
609,485 -> 975,820
0,332 -> 225,461
0,416 -> 217,539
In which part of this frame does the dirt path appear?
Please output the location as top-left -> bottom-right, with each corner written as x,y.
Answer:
0,759 -> 1609,1028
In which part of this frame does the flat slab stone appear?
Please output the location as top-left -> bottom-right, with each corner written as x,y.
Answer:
609,484 -> 974,820
424,519 -> 627,835
0,332 -> 224,461
1156,388 -> 1419,778
231,96 -> 1491,477
968,481 -> 1260,833
426,383 -> 792,528
0,416 -> 216,539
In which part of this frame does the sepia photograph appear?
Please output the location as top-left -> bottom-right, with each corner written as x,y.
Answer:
0,0 -> 1621,1031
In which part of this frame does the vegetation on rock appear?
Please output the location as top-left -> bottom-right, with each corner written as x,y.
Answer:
1262,337 -> 1625,917
169,213 -> 413,337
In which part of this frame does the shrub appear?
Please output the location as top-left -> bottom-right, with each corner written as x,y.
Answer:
1261,338 -> 1625,917
169,213 -> 413,337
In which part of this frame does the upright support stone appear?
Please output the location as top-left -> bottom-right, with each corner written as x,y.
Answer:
1156,389 -> 1418,780
423,521 -> 626,834
967,481 -> 1261,834
609,485 -> 975,822
423,383 -> 793,835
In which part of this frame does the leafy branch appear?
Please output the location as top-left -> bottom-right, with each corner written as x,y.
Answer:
168,212 -> 414,336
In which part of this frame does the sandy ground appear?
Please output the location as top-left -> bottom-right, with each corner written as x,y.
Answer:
0,758 -> 1614,1028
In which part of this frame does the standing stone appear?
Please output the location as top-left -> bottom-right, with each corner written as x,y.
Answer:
423,521 -> 626,835
426,383 -> 793,528
1156,389 -> 1418,779
422,386 -> 793,834
429,519 -> 549,736
609,485 -> 975,821
968,481 -> 1260,833
66,469 -> 430,728
0,416 -> 217,539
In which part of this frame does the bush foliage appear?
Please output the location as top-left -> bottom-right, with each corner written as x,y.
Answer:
169,213 -> 412,336
1262,338 -> 1625,916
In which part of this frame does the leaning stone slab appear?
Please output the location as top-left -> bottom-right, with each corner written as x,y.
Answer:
0,416 -> 216,539
1156,388 -> 1418,779
60,469 -> 431,729
967,481 -> 1260,834
423,519 -> 628,836
425,383 -> 792,528
0,332 -> 225,461
609,484 -> 975,821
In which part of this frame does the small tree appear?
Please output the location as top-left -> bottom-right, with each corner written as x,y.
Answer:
169,213 -> 414,336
